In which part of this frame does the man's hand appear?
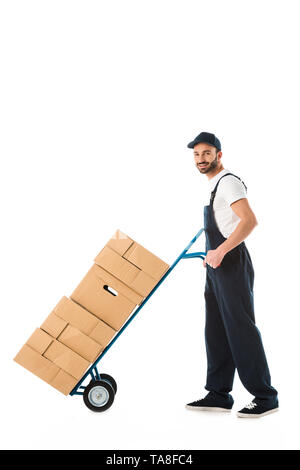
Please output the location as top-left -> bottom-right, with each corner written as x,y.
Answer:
203,247 -> 226,269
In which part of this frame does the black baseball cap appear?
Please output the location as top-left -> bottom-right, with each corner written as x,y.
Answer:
187,131 -> 221,151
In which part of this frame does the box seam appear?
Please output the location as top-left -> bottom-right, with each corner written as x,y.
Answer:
70,298 -> 118,332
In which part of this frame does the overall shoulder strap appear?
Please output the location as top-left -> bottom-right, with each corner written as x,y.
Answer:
210,173 -> 247,205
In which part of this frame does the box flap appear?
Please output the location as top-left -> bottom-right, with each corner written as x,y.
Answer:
53,296 -> 99,336
14,345 -> 60,383
89,320 -> 116,347
106,229 -> 134,256
41,312 -> 68,339
26,328 -> 54,355
43,340 -> 89,380
58,325 -> 103,362
123,242 -> 169,280
95,246 -> 139,284
49,369 -> 78,396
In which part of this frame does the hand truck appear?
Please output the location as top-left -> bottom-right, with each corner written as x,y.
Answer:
70,228 -> 206,412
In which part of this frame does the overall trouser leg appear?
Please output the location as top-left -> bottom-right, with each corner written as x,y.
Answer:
204,273 -> 236,397
211,248 -> 278,407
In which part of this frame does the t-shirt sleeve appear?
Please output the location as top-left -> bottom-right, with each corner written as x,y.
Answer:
220,176 -> 247,206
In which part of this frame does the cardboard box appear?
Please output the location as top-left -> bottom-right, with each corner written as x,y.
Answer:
94,246 -> 157,297
43,339 -> 89,380
50,369 -> 78,395
50,297 -> 117,347
14,321 -> 108,395
106,230 -> 169,280
86,265 -> 143,305
95,230 -> 169,296
14,345 -> 78,395
41,312 -> 68,339
14,344 -> 60,383
14,327 -> 94,395
89,320 -> 117,346
51,296 -> 99,336
71,264 -> 140,330
14,230 -> 169,396
123,242 -> 169,281
42,296 -> 116,352
26,328 -> 54,354
57,325 -> 103,362
106,229 -> 134,256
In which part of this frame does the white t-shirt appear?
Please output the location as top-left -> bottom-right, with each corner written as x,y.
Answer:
206,168 -> 247,238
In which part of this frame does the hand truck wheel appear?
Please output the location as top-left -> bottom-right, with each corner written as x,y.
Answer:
90,373 -> 117,394
83,380 -> 115,412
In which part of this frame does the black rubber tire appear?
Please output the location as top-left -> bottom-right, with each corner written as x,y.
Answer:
99,373 -> 117,394
83,380 -> 115,412
90,373 -> 117,394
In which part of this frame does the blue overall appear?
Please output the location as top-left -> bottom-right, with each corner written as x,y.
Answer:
203,173 -> 278,406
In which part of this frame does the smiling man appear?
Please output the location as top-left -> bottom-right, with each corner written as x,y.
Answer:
186,131 -> 278,418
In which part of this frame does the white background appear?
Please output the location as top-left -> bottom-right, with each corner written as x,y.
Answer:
1,0 -> 299,451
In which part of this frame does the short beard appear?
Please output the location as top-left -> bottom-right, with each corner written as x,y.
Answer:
197,155 -> 218,174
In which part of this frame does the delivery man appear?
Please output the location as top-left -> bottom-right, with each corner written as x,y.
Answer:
186,132 -> 278,418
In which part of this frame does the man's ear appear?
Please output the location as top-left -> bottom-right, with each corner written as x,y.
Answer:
217,151 -> 222,161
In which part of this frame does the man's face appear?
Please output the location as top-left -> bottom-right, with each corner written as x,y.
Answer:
193,143 -> 220,174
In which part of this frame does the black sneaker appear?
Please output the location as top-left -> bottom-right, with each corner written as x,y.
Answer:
186,392 -> 233,412
237,400 -> 279,418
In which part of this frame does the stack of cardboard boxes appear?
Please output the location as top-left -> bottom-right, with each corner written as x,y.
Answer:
14,230 -> 169,395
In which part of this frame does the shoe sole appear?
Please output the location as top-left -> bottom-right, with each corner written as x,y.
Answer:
236,408 -> 279,418
185,405 -> 232,412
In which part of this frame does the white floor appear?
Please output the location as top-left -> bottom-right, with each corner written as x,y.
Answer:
1,372 -> 290,450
